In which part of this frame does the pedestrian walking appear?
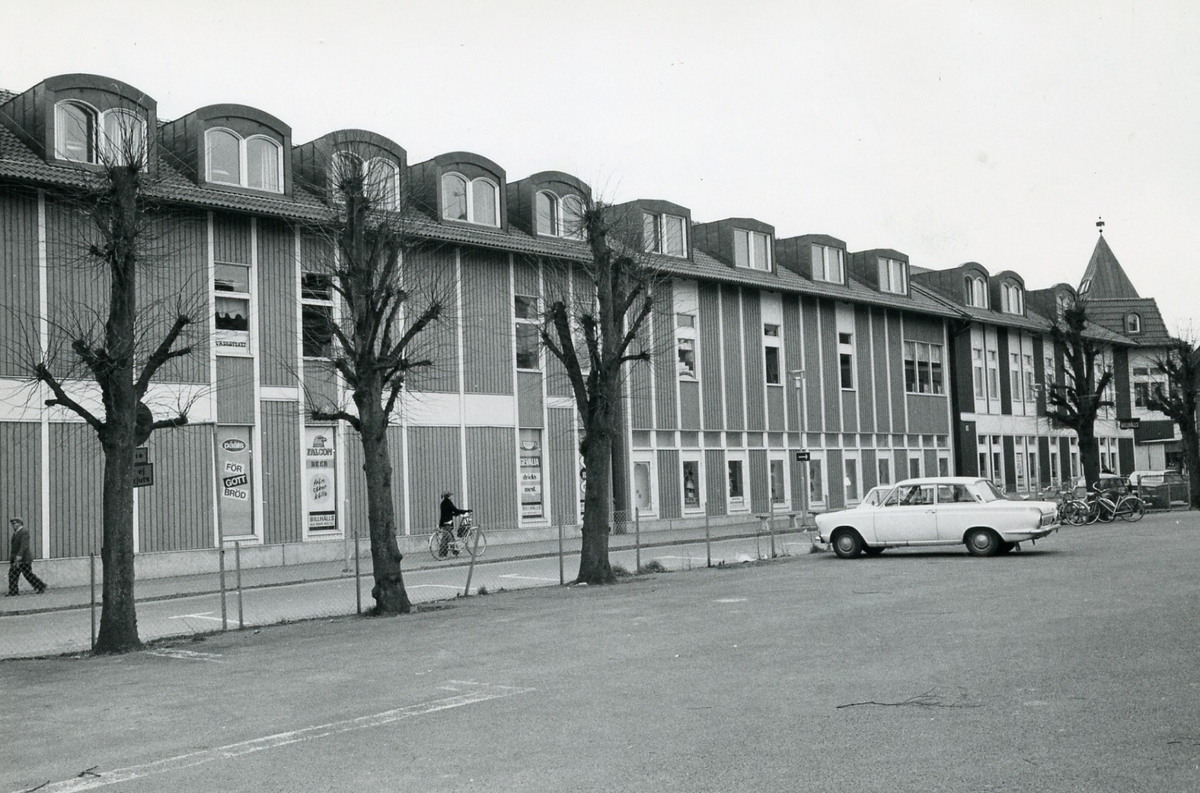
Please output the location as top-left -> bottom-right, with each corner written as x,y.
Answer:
8,516 -> 46,596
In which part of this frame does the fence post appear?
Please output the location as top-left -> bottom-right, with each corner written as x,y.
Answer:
89,552 -> 97,651
635,508 -> 641,573
558,522 -> 564,586
235,541 -> 244,629
354,532 -> 362,615
463,529 -> 483,597
705,507 -> 712,568
218,544 -> 228,631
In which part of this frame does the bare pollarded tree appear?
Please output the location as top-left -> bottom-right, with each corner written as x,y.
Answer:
1145,334 -> 1200,509
31,112 -> 198,653
1045,300 -> 1115,490
539,200 -> 659,584
301,141 -> 447,615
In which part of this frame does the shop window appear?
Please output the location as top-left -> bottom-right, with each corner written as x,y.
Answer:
519,429 -> 544,520
770,459 -> 786,504
728,460 -> 744,502
682,461 -> 701,509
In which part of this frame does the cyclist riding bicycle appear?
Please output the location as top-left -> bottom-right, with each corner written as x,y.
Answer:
438,491 -> 472,557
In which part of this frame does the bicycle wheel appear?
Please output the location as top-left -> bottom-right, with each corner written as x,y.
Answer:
429,530 -> 450,561
1096,502 -> 1116,523
1120,497 -> 1145,522
1066,501 -> 1089,526
463,527 -> 487,557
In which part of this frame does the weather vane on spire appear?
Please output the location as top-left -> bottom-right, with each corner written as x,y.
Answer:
1096,216 -> 1105,233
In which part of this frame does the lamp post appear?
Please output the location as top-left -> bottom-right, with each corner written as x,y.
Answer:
791,369 -> 807,527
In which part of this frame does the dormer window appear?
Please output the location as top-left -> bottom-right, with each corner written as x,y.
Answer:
1000,283 -> 1024,314
878,257 -> 907,294
54,101 -> 147,166
205,128 -> 282,192
442,173 -> 498,226
331,152 -> 400,210
812,244 -> 844,284
535,191 -> 586,239
734,230 -> 772,271
964,275 -> 988,308
1126,313 -> 1141,334
1079,277 -> 1092,295
643,212 -> 687,257
1056,293 -> 1072,319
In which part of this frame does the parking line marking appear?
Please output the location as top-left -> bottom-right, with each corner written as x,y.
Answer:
498,574 -> 559,582
168,612 -> 224,623
24,682 -> 534,793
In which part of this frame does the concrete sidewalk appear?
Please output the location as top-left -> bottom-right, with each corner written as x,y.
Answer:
3,519 -> 807,617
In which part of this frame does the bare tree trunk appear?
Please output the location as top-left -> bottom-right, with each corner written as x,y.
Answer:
610,394 -> 629,533
578,428 -> 615,584
357,397 -> 410,614
95,437 -> 140,653
1079,430 -> 1101,489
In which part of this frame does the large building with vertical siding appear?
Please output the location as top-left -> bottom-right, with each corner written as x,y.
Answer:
0,73 -> 1149,574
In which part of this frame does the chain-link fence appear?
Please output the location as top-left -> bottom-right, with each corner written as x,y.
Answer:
0,513 -> 815,660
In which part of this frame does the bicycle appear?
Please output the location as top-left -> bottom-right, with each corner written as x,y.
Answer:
428,513 -> 487,561
1091,483 -> 1145,523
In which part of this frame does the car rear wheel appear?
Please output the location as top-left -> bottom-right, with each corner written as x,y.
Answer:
965,528 -> 1002,557
831,530 -> 864,559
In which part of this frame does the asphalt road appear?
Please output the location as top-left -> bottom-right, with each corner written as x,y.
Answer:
3,512 -> 1198,792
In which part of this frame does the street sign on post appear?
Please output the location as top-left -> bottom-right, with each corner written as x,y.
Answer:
794,450 -> 811,462
133,463 -> 154,488
134,447 -> 148,465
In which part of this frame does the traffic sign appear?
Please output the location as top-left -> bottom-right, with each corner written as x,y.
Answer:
133,462 -> 154,488
794,450 -> 811,462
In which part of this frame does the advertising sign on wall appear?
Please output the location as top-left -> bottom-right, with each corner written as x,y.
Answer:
216,426 -> 254,538
305,427 -> 337,532
519,429 -> 543,519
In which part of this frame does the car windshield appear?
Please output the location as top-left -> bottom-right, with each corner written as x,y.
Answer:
977,481 -> 1006,502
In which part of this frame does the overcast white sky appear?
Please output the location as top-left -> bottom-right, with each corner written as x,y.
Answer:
6,0 -> 1197,332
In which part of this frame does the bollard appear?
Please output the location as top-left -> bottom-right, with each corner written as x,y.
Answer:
235,541 -> 244,629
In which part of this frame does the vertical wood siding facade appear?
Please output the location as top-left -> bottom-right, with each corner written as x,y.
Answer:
0,188 -> 39,378
461,249 -> 513,395
407,426 -> 461,531
698,284 -> 724,429
656,449 -> 681,519
546,407 -> 577,526
721,286 -> 745,430
48,423 -> 104,558
261,401 -> 302,544
256,218 -> 297,388
216,357 -> 256,424
0,421 -> 41,560
138,425 -> 214,552
466,427 -> 518,528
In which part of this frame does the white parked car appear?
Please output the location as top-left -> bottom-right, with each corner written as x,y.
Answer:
815,477 -> 1060,558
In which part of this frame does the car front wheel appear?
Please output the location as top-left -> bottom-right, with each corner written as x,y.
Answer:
965,528 -> 1002,557
832,530 -> 864,559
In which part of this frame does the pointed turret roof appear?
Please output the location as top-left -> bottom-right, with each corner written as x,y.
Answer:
1078,234 -> 1140,299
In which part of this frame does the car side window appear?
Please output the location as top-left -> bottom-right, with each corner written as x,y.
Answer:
938,484 -> 975,503
896,485 -> 934,506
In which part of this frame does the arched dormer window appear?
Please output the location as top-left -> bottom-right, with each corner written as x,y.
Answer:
536,190 -> 559,236
964,274 -> 988,308
205,128 -> 283,193
1056,293 -> 1072,319
534,191 -> 586,239
1000,282 -> 1023,314
441,172 -> 499,226
1126,313 -> 1141,334
331,152 -> 400,210
54,101 -> 147,166
561,195 -> 585,240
